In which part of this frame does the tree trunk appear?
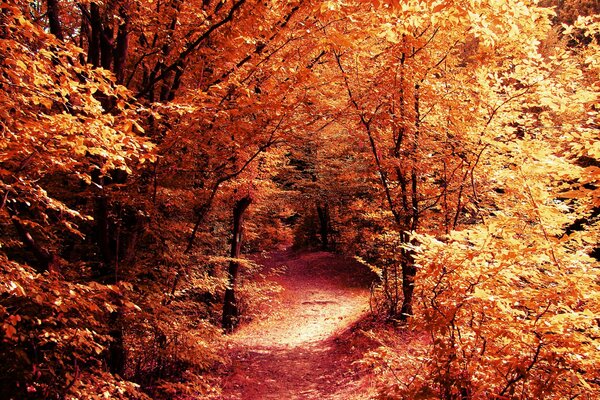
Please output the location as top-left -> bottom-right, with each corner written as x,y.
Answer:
399,84 -> 421,322
222,195 -> 252,332
159,67 -> 183,101
87,3 -> 101,67
78,15 -> 89,64
101,24 -> 113,70
113,7 -> 129,84
46,0 -> 63,40
107,309 -> 125,376
399,250 -> 416,321
316,203 -> 330,250
94,195 -> 113,268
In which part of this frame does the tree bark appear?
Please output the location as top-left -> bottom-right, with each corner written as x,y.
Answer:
101,24 -> 113,70
222,195 -> 252,332
78,14 -> 89,64
87,2 -> 101,67
165,61 -> 185,101
399,84 -> 421,322
399,232 -> 416,321
46,0 -> 63,40
107,309 -> 125,376
316,203 -> 329,250
113,10 -> 129,84
135,0 -> 247,99
94,195 -> 113,267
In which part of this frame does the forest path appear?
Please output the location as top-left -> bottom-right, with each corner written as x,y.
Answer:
220,251 -> 377,399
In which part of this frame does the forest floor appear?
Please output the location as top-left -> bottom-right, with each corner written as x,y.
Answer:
219,250 -> 381,399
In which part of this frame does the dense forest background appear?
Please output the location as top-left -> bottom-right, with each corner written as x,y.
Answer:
1,0 -> 598,398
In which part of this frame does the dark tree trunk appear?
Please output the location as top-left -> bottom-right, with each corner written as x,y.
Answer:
184,181 -> 222,254
78,15 -> 89,64
399,248 -> 416,321
222,195 -> 252,333
87,2 -> 101,67
107,309 -> 125,376
158,5 -> 181,101
146,62 -> 162,102
316,203 -> 330,250
101,25 -> 113,70
161,60 -> 185,101
167,61 -> 185,101
113,8 -> 129,84
159,71 -> 173,102
94,195 -> 113,267
399,84 -> 421,322
46,0 -> 63,40
123,221 -> 140,264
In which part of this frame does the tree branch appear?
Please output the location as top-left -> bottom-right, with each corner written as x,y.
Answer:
135,0 -> 247,99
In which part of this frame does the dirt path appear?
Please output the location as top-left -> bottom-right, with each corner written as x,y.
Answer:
220,251 -> 376,400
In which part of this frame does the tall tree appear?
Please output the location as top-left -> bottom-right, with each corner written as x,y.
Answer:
222,195 -> 252,332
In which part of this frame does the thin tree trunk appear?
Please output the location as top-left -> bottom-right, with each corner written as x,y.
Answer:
399,232 -> 416,320
78,15 -> 89,64
166,61 -> 185,101
222,195 -> 252,332
113,7 -> 129,84
94,195 -> 113,267
107,309 -> 125,376
316,203 -> 329,250
399,83 -> 421,321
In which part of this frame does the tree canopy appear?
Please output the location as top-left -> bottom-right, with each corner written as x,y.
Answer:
1,0 -> 598,398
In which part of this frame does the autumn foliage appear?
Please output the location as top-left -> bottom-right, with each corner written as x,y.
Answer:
1,0 -> 599,398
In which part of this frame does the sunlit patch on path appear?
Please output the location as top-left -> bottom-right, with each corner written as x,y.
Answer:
221,251 -> 376,399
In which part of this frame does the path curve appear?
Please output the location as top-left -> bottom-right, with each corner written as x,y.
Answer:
221,251 -> 376,400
